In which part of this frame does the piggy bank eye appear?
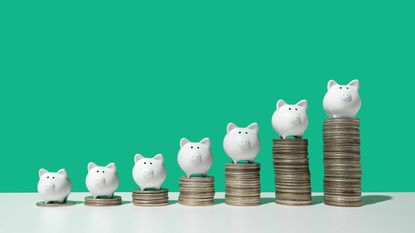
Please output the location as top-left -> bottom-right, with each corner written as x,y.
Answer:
289,108 -> 291,110
339,87 -> 342,89
144,162 -> 147,164
295,108 -> 298,111
346,87 -> 349,89
52,177 -> 55,179
197,147 -> 200,149
245,132 -> 248,134
96,170 -> 99,173
102,171 -> 105,173
46,176 -> 49,179
238,131 -> 241,134
191,146 -> 193,149
150,162 -> 153,165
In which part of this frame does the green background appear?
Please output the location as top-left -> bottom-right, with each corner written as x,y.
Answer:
1,1 -> 414,192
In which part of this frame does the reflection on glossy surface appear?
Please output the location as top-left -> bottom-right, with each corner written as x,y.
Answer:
38,207 -> 73,233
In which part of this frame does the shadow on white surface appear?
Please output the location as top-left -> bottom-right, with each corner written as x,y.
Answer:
310,194 -> 393,206
362,195 -> 392,206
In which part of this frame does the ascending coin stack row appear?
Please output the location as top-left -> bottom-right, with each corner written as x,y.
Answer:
179,176 -> 215,206
36,80 -> 363,209
272,139 -> 312,205
225,163 -> 261,206
323,117 -> 361,207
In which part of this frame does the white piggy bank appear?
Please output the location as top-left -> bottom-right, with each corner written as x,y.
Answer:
132,154 -> 166,190
37,169 -> 72,204
86,162 -> 119,199
223,122 -> 261,164
271,99 -> 308,139
323,79 -> 361,118
178,138 -> 213,177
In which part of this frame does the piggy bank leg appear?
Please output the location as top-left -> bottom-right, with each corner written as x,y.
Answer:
186,173 -> 191,178
201,173 -> 207,177
233,160 -> 238,164
155,185 -> 161,190
109,193 -> 114,198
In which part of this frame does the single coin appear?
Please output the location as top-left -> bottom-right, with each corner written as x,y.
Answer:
36,201 -> 76,207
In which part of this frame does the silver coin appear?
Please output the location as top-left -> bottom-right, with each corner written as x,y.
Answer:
36,201 -> 76,207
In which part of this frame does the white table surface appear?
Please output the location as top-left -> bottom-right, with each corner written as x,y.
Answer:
0,192 -> 413,233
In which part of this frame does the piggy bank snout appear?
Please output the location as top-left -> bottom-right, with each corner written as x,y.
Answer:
240,140 -> 250,145
190,154 -> 202,162
43,183 -> 55,191
237,136 -> 251,148
143,170 -> 154,177
339,91 -> 352,102
289,115 -> 301,124
94,177 -> 106,185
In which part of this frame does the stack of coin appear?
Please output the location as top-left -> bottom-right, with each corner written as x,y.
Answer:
272,139 -> 312,205
84,196 -> 122,206
323,117 -> 361,207
225,163 -> 260,206
179,176 -> 215,206
132,189 -> 169,207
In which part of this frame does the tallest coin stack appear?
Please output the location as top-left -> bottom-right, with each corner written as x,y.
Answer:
323,117 -> 362,207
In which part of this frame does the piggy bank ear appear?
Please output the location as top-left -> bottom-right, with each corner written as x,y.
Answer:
88,162 -> 97,171
348,79 -> 359,90
134,154 -> 144,163
57,169 -> 67,178
39,168 -> 48,178
153,154 -> 164,163
200,138 -> 210,146
106,162 -> 116,171
247,122 -> 258,131
327,80 -> 338,90
276,100 -> 286,110
227,122 -> 237,133
296,99 -> 308,109
180,138 -> 190,148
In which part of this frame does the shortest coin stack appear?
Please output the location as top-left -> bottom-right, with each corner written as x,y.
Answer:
36,201 -> 76,207
179,176 -> 215,206
273,139 -> 312,206
225,163 -> 261,206
132,189 -> 169,206
84,196 -> 122,206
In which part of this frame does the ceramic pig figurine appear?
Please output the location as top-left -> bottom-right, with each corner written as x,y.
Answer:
37,169 -> 72,204
323,79 -> 361,118
86,162 -> 119,199
271,99 -> 309,139
132,154 -> 166,190
178,138 -> 213,177
223,122 -> 261,164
